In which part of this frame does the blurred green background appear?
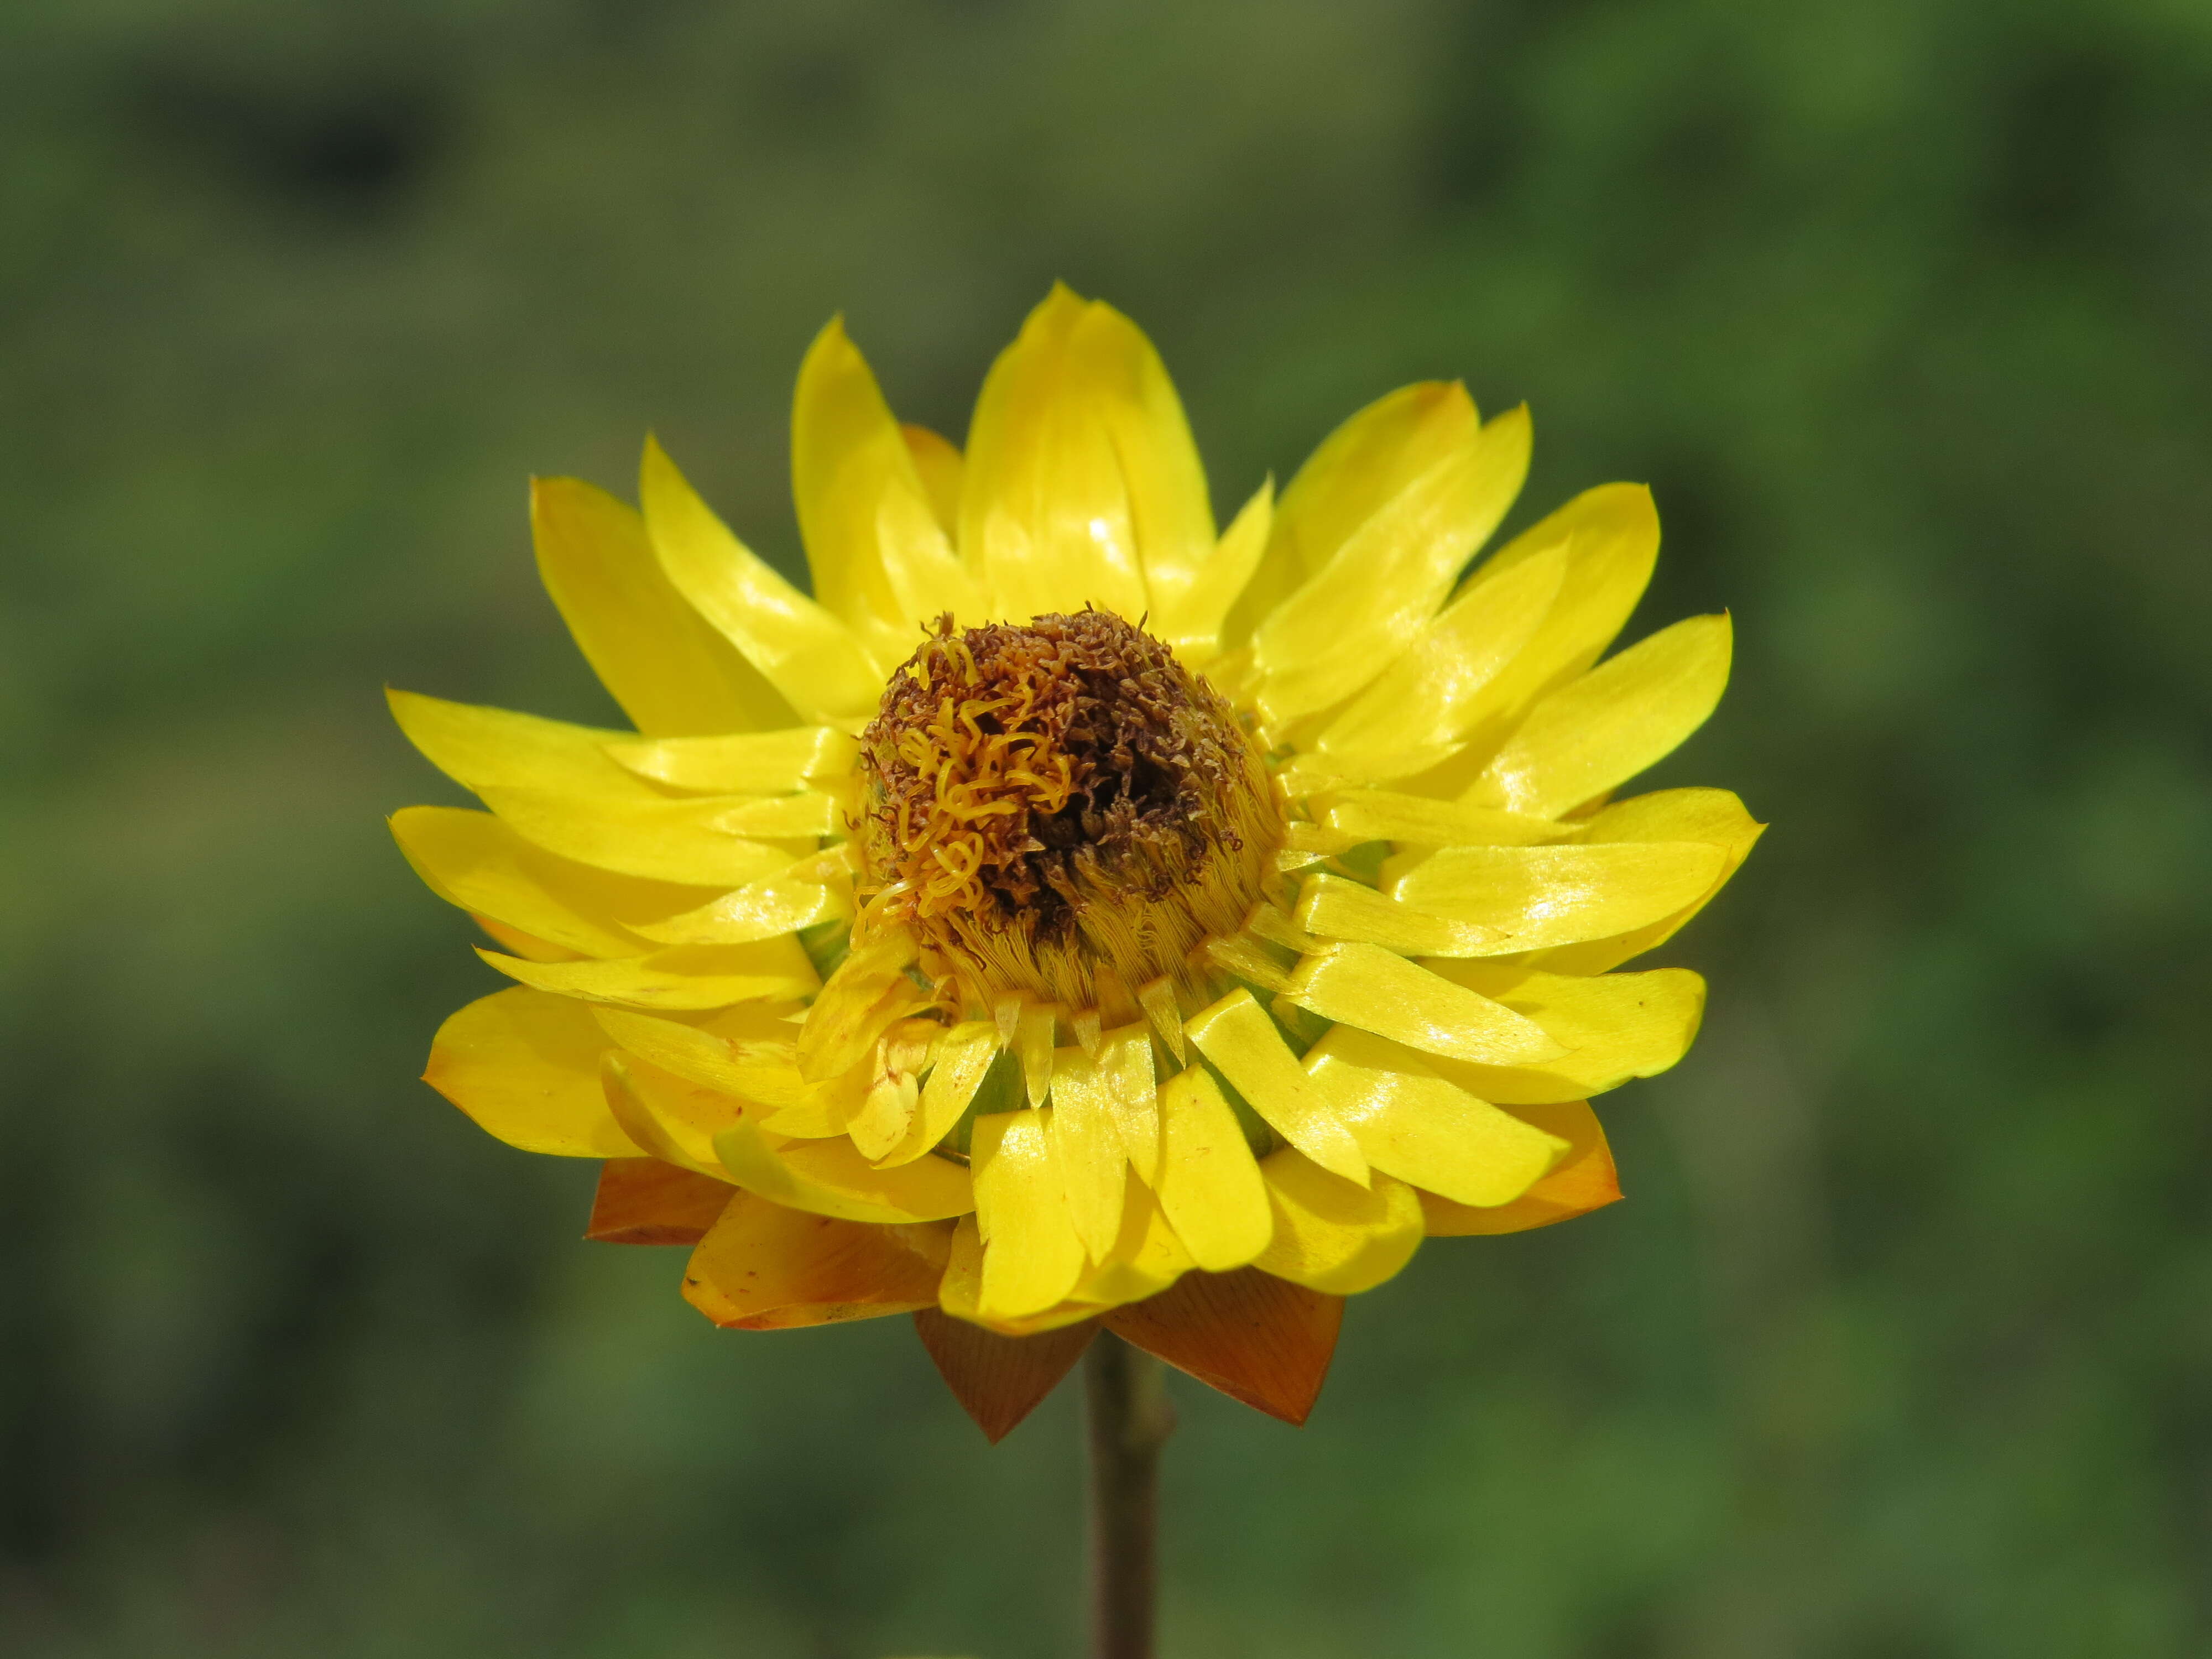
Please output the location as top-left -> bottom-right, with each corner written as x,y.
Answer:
5,2 -> 2210,1655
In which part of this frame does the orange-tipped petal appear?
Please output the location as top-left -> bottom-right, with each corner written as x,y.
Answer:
585,1158 -> 735,1245
682,1196 -> 951,1329
912,1308 -> 1099,1443
1103,1267 -> 1343,1425
1417,1100 -> 1623,1235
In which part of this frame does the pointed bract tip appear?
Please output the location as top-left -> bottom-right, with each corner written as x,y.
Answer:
914,1308 -> 1098,1443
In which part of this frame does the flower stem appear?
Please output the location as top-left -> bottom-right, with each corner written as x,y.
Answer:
1083,1333 -> 1174,1659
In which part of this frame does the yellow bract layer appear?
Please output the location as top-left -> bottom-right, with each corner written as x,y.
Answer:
395,284 -> 1757,1336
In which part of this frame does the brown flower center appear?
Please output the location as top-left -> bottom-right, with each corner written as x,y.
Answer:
853,609 -> 1281,1019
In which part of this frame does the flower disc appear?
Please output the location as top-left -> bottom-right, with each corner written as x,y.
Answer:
855,609 -> 1280,1022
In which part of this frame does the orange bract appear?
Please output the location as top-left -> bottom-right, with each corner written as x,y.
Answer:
586,1157 -> 734,1245
1105,1268 -> 1343,1426
914,1308 -> 1100,1443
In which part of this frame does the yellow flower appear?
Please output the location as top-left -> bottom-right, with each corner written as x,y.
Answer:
391,285 -> 1758,1439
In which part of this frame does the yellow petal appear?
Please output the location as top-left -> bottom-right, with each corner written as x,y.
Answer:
1206,931 -> 1292,993
1281,942 -> 1567,1066
706,792 -> 843,838
1183,989 -> 1367,1185
530,475 -> 790,736
792,318 -> 980,665
1098,1024 -> 1161,1186
935,1215 -> 988,1322
1250,406 -> 1530,730
593,1003 -> 852,1138
1311,541 -> 1567,780
796,932 -> 922,1081
387,687 -> 661,805
1295,870 -> 1506,957
902,424 -> 963,535
1156,479 -> 1271,667
1070,1180 -> 1197,1307
841,1022 -> 929,1159
478,938 -> 817,1010
1439,482 -> 1661,768
422,987 -> 638,1157
755,1070 -> 864,1139
472,785 -> 796,889
1573,784 -> 1761,847
1154,1067 -> 1272,1272
844,1066 -> 918,1162
1139,978 -> 1187,1064
601,1052 -> 745,1176
1016,1002 -> 1056,1108
1417,1100 -> 1621,1236
683,1195 -> 948,1329
592,1003 -> 807,1105
1302,1025 -> 1568,1207
875,1020 -> 1000,1168
1413,962 -> 1707,1102
629,865 -> 849,946
640,436 -> 880,723
1224,380 -> 1481,648
1251,1150 -> 1423,1295
1318,791 -> 1569,849
1047,1044 -> 1130,1259
791,318 -> 925,660
1061,297 -> 1214,623
713,1117 -> 973,1223
1282,820 -> 1362,858
469,914 -> 580,962
871,472 -> 991,634
936,1215 -> 1102,1337
972,1109 -> 1089,1321
392,806 -> 706,958
1470,613 -> 1732,818
604,726 -> 858,794
958,285 -> 1152,623
1386,841 -> 1728,953
1532,787 -> 1766,974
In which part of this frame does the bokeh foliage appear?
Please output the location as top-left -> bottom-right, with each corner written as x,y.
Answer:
4,2 -> 2210,1655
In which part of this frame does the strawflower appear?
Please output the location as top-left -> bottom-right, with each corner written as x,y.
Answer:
390,285 -> 1757,1447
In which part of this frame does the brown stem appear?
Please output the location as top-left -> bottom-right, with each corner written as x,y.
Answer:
1083,1333 -> 1174,1659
